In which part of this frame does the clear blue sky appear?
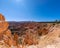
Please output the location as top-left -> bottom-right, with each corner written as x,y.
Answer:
0,0 -> 60,21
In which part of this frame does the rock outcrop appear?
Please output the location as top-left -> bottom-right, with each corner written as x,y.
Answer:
0,14 -> 18,47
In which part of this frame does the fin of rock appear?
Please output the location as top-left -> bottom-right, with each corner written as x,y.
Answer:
0,14 -> 16,47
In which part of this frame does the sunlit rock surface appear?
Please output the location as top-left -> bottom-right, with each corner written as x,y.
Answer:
0,14 -> 18,48
0,14 -> 60,48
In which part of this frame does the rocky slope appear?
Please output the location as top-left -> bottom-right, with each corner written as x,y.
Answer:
0,14 -> 60,48
8,22 -> 60,48
20,24 -> 60,48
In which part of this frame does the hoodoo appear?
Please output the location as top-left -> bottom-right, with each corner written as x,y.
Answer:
0,14 -> 16,47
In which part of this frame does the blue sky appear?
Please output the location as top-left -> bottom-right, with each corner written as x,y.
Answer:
0,0 -> 60,21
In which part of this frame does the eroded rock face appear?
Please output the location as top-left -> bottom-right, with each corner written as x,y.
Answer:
0,14 -> 5,21
0,14 -> 17,47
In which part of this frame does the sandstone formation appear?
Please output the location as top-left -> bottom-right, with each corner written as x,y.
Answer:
0,14 -> 5,21
0,14 -> 60,48
0,14 -> 18,47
